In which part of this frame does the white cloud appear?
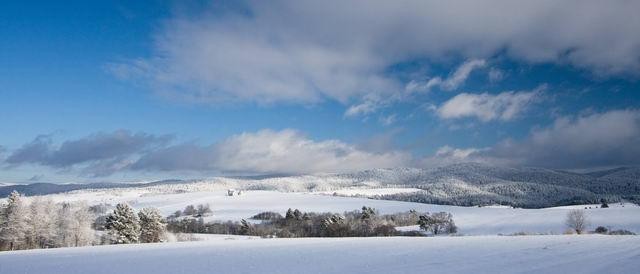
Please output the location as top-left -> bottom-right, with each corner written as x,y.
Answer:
379,114 -> 397,126
116,0 -> 640,106
435,146 -> 482,159
481,109 -> 640,168
132,129 -> 411,174
405,59 -> 486,93
431,109 -> 640,169
437,89 -> 541,122
420,145 -> 489,167
442,59 -> 487,90
344,95 -> 386,117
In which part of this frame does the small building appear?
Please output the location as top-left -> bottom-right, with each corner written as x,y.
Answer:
227,189 -> 243,196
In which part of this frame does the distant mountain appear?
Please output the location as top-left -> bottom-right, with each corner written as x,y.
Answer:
1,163 -> 638,208
0,180 -> 186,197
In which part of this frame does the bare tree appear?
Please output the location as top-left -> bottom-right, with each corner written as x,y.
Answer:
565,209 -> 589,234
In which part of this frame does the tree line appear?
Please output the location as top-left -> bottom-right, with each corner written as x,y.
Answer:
167,205 -> 457,238
0,191 -> 167,252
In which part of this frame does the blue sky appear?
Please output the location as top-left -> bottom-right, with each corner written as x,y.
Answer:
1,1 -> 639,183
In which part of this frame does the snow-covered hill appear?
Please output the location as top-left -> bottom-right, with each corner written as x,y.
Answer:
17,189 -> 640,235
1,235 -> 638,274
2,163 -> 639,208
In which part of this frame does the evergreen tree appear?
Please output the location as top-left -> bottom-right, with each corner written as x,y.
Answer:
293,209 -> 302,220
361,206 -> 376,220
285,208 -> 295,220
240,219 -> 251,235
138,208 -> 166,243
105,203 -> 140,244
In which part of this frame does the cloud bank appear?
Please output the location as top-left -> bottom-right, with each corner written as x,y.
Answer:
439,109 -> 640,169
3,129 -> 410,176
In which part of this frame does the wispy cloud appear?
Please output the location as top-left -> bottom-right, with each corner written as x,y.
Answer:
405,59 -> 486,93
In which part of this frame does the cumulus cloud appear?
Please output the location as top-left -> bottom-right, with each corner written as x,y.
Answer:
132,129 -> 410,174
436,88 -> 542,122
113,0 -> 640,108
435,109 -> 640,169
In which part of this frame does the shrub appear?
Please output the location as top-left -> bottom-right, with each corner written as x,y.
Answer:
594,226 -> 608,234
251,211 -> 283,220
608,229 -> 636,235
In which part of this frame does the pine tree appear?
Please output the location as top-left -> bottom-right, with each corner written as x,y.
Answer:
240,219 -> 251,235
138,208 -> 166,243
285,208 -> 295,220
293,209 -> 302,220
0,191 -> 28,250
105,203 -> 140,244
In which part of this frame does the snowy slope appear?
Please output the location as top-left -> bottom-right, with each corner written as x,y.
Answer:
19,189 -> 640,235
3,163 -> 639,207
1,235 -> 639,274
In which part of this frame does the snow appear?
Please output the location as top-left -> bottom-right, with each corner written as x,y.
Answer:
22,189 -> 640,235
317,187 -> 423,196
1,235 -> 639,274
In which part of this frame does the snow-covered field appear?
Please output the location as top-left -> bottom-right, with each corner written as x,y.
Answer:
318,187 -> 423,196
1,235 -> 639,274
24,188 -> 640,235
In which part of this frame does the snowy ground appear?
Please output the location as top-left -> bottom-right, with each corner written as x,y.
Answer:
317,187 -> 423,196
25,189 -> 640,235
1,235 -> 639,274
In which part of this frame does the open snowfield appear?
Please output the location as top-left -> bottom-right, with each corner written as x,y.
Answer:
21,188 -> 640,235
1,235 -> 639,274
318,187 -> 423,196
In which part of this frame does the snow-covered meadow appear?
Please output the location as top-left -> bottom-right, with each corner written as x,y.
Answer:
1,235 -> 639,274
13,187 -> 640,235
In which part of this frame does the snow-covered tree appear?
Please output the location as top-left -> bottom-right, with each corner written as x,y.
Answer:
566,209 -> 589,234
285,208 -> 295,220
418,212 -> 457,235
0,191 -> 28,250
360,206 -> 376,220
70,202 -> 95,246
105,203 -> 140,244
56,202 -> 76,247
25,198 -> 58,249
293,209 -> 302,220
138,207 -> 166,243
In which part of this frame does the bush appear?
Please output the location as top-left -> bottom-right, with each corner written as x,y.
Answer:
594,226 -> 608,234
251,211 -> 283,220
608,229 -> 636,235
